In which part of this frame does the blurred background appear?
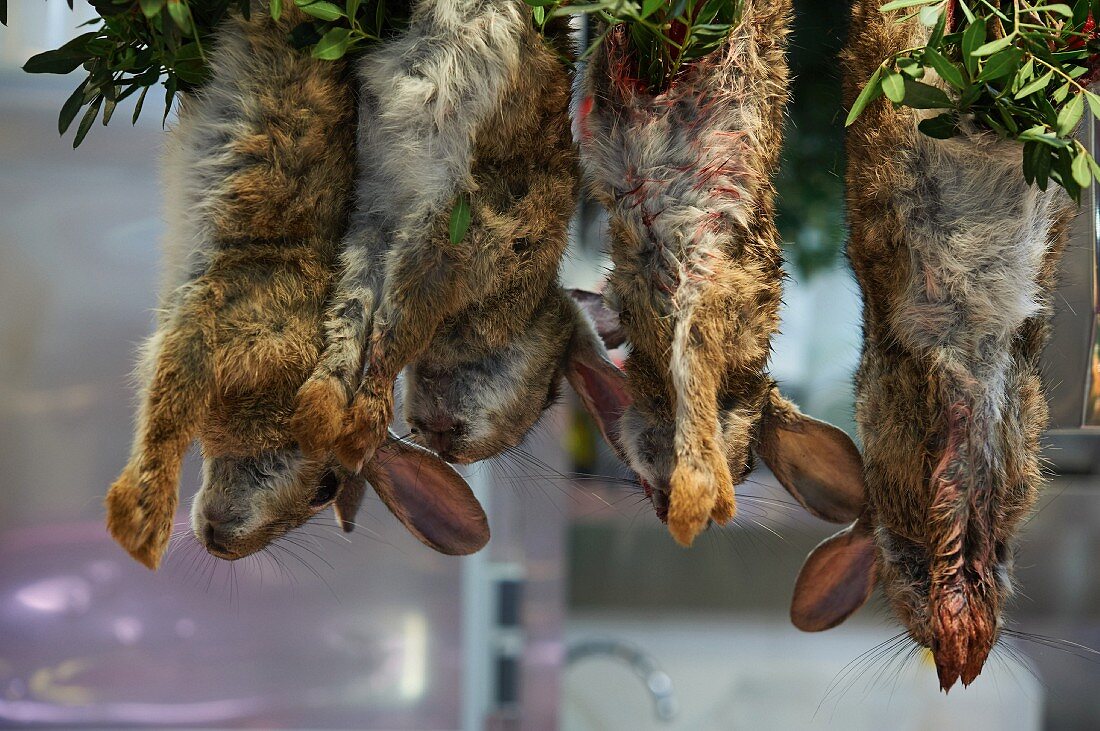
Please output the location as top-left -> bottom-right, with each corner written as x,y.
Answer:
2,0 -> 1100,729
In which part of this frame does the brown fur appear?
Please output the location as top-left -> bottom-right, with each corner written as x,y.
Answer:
105,8 -> 357,569
579,0 -> 849,546
843,0 -> 1074,689
290,11 -> 606,468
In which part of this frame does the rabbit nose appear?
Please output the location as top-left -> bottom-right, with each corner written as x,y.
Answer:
202,504 -> 235,527
201,506 -> 238,552
419,417 -> 464,457
202,522 -> 231,553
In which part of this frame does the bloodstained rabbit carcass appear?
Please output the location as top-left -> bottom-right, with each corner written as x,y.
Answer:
789,0 -> 1076,691
576,0 -> 865,547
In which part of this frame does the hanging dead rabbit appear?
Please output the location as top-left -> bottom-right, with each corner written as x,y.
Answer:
105,7 -> 489,571
291,0 -> 628,470
576,0 -> 865,547
789,0 -> 1076,691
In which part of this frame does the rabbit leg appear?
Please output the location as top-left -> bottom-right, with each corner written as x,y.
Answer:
335,238 -> 467,471
106,283 -> 216,569
666,301 -> 737,546
291,238 -> 383,457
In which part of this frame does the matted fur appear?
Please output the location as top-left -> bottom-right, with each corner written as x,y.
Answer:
577,0 -> 795,545
105,7 -> 358,569
292,5 -> 621,466
843,0 -> 1075,690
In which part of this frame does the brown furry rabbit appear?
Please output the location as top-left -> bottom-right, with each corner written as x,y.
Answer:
290,4 -> 629,468
575,1 -> 866,547
789,1 -> 1075,690
105,8 -> 488,570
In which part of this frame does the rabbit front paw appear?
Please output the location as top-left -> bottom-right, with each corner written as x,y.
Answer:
291,374 -> 348,457
105,462 -> 177,570
335,381 -> 393,473
667,455 -> 734,547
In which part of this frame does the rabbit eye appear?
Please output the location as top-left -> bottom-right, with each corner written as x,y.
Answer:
542,378 -> 562,411
311,470 -> 340,508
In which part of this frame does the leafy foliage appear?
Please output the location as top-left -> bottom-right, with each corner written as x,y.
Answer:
525,0 -> 739,90
20,0 -> 404,147
848,0 -> 1100,201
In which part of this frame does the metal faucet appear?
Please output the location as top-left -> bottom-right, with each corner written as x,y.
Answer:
566,638 -> 678,722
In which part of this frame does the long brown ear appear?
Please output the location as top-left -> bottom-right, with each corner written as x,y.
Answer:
791,518 -> 876,632
755,389 -> 865,524
362,433 -> 489,555
564,306 -> 632,459
568,288 -> 625,349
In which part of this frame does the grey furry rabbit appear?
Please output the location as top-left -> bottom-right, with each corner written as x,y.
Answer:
105,7 -> 489,570
291,2 -> 629,468
789,0 -> 1075,690
575,0 -> 865,546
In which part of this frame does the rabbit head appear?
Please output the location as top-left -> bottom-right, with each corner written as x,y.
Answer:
404,288 -> 630,463
788,1 -> 1074,691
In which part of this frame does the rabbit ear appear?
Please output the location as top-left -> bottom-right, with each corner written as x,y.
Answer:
568,288 -> 626,349
362,434 -> 489,555
755,390 -> 865,524
791,518 -> 876,632
564,311 -> 632,457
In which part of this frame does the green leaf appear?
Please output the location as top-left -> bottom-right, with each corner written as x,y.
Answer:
1087,152 -> 1100,180
346,0 -> 360,18
1032,3 -> 1073,15
1052,82 -> 1071,103
918,111 -> 959,138
271,0 -> 283,21
448,194 -> 472,244
962,18 -> 986,75
641,0 -> 665,17
72,94 -> 102,148
132,84 -> 150,125
23,32 -> 98,74
977,47 -> 1022,81
58,81 -> 87,135
139,0 -> 165,18
1023,140 -> 1052,188
166,0 -> 195,36
901,78 -> 953,108
845,65 -> 885,125
1085,90 -> 1100,118
1019,125 -> 1072,147
879,0 -> 940,11
918,2 -> 942,25
897,56 -> 924,79
296,0 -> 344,21
883,71 -> 906,102
1057,93 -> 1084,136
1014,70 -> 1053,99
1072,149 -> 1092,187
311,27 -> 353,59
924,47 -> 964,88
972,35 -> 1014,57
102,95 -> 117,126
